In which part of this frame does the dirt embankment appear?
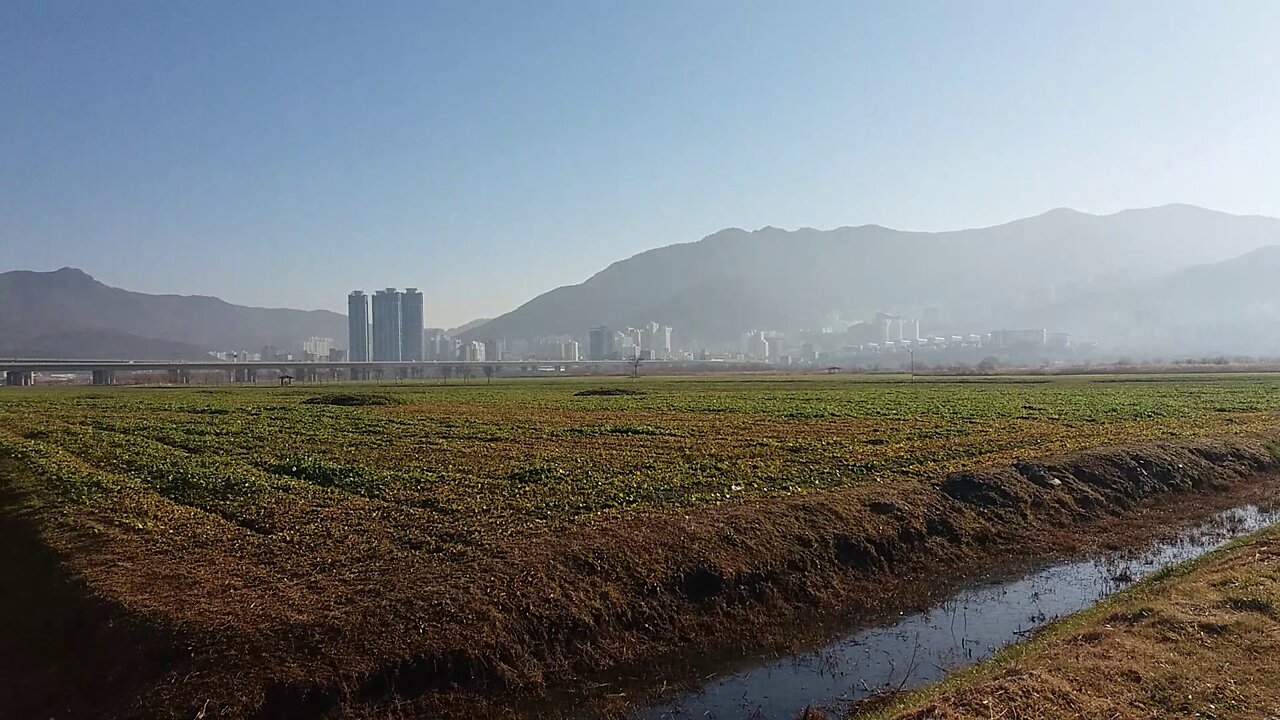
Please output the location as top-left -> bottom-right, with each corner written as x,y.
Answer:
862,523 -> 1280,720
3,437 -> 1280,719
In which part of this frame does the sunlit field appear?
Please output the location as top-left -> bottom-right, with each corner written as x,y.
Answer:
5,374 -> 1280,547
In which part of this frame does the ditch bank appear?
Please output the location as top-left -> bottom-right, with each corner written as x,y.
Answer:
644,503 -> 1280,719
858,520 -> 1280,720
3,437 -> 1280,719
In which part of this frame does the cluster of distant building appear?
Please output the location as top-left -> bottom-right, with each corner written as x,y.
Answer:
341,290 -> 678,365
212,336 -> 340,363
215,298 -> 1072,369
587,323 -> 675,361
734,312 -> 1072,365
422,335 -> 581,363
414,322 -> 676,364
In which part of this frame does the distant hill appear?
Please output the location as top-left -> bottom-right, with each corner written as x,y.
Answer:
1014,246 -> 1280,356
461,205 -> 1280,344
0,268 -> 347,359
0,329 -> 210,361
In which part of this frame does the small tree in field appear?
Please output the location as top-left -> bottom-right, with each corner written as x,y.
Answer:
629,356 -> 643,379
437,364 -> 453,384
460,365 -> 475,384
483,365 -> 497,384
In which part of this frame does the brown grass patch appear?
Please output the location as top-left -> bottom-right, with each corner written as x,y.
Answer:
3,435 -> 1280,718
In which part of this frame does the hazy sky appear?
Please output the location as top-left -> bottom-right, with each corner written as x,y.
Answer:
3,1 -> 1279,326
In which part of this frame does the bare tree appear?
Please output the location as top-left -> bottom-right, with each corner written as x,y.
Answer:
437,364 -> 453,384
629,356 -> 643,379
482,365 -> 497,384
460,365 -> 475,384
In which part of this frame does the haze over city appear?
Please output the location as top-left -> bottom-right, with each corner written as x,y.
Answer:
4,1 -> 1280,328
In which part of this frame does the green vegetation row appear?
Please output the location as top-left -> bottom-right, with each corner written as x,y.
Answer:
2,374 -> 1280,553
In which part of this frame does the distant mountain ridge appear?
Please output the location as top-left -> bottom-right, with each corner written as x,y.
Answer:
461,205 -> 1280,344
1012,244 -> 1280,355
0,268 -> 347,359
8,204 -> 1280,360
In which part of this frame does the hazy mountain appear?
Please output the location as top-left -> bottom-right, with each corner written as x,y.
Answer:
461,205 -> 1280,345
0,329 -> 210,361
0,268 -> 347,359
1015,246 -> 1280,356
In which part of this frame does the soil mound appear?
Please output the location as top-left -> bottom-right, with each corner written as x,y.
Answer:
301,393 -> 402,407
573,387 -> 646,397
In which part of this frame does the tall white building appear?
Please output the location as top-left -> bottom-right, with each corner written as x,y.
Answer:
302,336 -> 332,360
562,340 -> 580,362
463,340 -> 486,362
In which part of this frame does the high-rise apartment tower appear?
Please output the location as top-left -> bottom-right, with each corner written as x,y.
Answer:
400,288 -> 424,361
347,291 -> 370,362
371,289 -> 403,361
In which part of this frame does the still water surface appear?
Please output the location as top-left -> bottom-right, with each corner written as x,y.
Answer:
643,504 -> 1280,719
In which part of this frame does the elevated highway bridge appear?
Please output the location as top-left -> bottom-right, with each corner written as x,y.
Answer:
0,358 -> 682,386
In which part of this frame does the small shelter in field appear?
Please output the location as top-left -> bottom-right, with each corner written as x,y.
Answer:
278,374 -> 294,386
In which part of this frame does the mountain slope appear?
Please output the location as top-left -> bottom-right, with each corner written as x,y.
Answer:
0,268 -> 347,359
0,329 -> 211,361
1016,245 -> 1280,355
462,205 -> 1280,344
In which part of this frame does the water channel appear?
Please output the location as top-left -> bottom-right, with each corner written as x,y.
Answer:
642,503 -> 1280,719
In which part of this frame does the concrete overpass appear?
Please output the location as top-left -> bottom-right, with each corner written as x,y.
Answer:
0,358 -> 674,386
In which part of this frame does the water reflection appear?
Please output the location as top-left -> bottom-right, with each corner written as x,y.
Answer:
643,504 -> 1280,719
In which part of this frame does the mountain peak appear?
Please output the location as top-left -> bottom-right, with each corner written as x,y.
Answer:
1032,207 -> 1091,220
50,266 -> 95,281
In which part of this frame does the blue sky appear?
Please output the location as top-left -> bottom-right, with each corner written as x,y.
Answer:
3,1 -> 1278,326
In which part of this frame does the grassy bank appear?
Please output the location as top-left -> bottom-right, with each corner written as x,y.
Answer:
2,374 -> 1280,717
861,523 -> 1280,720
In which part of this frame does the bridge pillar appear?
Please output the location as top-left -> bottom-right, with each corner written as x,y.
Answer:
91,370 -> 115,386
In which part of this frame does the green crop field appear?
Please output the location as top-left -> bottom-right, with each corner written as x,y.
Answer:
5,373 -> 1280,718
3,374 -> 1280,549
